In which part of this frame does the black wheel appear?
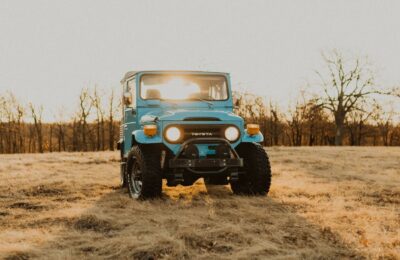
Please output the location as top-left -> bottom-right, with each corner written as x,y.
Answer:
230,143 -> 271,195
126,145 -> 162,199
120,160 -> 128,188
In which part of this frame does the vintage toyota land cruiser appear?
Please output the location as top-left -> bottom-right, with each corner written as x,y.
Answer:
117,71 -> 271,199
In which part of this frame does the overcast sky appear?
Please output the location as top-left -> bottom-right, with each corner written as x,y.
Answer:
1,0 -> 399,120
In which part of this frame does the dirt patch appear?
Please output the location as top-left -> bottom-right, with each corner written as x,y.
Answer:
72,215 -> 119,233
22,185 -> 68,197
20,216 -> 75,229
53,196 -> 83,202
360,189 -> 400,206
8,202 -> 46,211
289,191 -> 331,200
0,211 -> 9,217
4,252 -> 34,260
181,233 -> 234,254
78,159 -> 109,165
131,244 -> 177,260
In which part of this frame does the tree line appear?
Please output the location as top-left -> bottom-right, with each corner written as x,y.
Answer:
0,50 -> 399,154
0,88 -> 120,154
235,50 -> 399,146
234,91 -> 399,146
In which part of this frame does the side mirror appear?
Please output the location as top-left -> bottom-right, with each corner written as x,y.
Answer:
123,92 -> 132,106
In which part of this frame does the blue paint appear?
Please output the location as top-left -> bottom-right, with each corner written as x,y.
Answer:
120,71 -> 263,157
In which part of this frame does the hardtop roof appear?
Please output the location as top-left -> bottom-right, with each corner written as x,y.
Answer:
120,70 -> 229,83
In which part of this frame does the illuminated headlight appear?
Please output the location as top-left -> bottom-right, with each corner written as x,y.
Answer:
165,126 -> 182,143
224,126 -> 240,142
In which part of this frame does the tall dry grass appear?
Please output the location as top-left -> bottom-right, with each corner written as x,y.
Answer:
0,147 -> 399,259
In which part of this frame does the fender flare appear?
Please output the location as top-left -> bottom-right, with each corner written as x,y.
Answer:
241,130 -> 264,143
132,129 -> 162,145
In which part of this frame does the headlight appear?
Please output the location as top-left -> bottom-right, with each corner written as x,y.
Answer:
165,126 -> 181,142
144,125 -> 157,137
224,126 -> 240,142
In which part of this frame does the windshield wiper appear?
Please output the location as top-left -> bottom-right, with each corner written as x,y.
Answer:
188,97 -> 213,108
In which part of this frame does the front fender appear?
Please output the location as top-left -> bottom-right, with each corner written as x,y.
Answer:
241,130 -> 264,143
132,130 -> 162,144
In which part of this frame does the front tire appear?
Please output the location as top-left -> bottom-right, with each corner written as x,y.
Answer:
230,143 -> 271,195
126,145 -> 162,199
120,161 -> 128,188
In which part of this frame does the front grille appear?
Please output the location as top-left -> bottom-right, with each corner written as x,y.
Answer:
181,125 -> 224,141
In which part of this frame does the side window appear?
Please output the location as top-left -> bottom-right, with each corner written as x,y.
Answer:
127,78 -> 136,107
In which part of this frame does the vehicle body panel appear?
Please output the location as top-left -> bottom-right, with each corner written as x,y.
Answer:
120,71 -> 263,158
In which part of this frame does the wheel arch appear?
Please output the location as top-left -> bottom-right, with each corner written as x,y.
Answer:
132,129 -> 163,145
241,130 -> 264,143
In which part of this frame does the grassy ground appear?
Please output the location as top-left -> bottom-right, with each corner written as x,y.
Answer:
0,147 -> 399,259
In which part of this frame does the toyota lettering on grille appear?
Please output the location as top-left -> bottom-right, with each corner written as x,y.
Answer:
190,132 -> 214,137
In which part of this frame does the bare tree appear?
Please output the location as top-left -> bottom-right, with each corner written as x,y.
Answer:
286,92 -> 309,146
287,104 -> 305,146
71,118 -> 79,151
54,108 -> 67,152
346,102 -> 376,146
266,102 -> 282,146
91,87 -> 105,151
0,93 -> 26,153
315,50 -> 385,145
78,88 -> 92,151
49,124 -> 53,152
108,88 -> 119,151
373,104 -> 396,146
29,103 -> 44,153
303,98 -> 329,146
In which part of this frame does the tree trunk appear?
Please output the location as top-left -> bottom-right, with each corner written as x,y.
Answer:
37,128 -> 43,153
357,122 -> 363,146
334,112 -> 345,146
96,120 -> 100,151
49,125 -> 53,152
109,119 -> 114,151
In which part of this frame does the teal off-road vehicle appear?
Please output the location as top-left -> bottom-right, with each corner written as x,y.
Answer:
117,71 -> 271,199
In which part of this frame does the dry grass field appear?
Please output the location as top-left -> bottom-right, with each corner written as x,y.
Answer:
0,147 -> 399,259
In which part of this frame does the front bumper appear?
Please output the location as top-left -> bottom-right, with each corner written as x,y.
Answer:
168,138 -> 243,174
170,158 -> 243,168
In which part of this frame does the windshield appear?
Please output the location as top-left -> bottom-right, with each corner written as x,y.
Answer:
140,74 -> 228,101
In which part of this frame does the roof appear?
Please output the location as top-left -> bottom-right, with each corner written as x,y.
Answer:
120,70 -> 229,83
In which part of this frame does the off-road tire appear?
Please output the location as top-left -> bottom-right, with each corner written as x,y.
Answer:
120,160 -> 128,188
126,145 -> 162,199
230,143 -> 271,195
120,142 -> 128,188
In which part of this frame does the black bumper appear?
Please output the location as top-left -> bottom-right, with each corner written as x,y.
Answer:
168,137 -> 243,173
169,158 -> 243,168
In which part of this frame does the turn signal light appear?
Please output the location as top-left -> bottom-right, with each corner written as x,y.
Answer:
247,124 -> 260,135
144,125 -> 157,137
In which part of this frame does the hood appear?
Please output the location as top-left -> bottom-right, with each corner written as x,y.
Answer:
140,109 -> 242,124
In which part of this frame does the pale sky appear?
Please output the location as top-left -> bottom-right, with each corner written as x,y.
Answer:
1,0 -> 399,121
